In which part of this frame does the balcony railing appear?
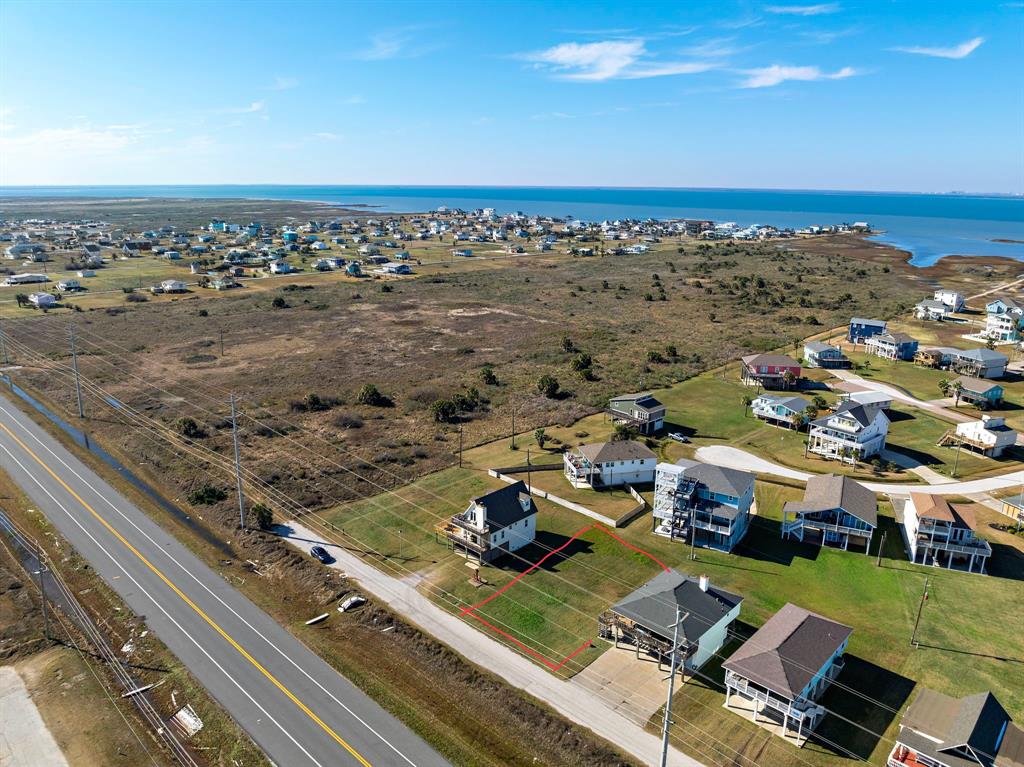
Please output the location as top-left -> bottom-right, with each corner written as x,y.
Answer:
725,672 -> 820,721
915,535 -> 992,557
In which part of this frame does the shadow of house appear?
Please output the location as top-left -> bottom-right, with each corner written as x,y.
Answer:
662,420 -> 696,440
884,408 -> 915,423
987,541 -> 1024,582
738,515 -> 821,567
885,444 -> 944,468
811,656 -> 915,761
495,531 -> 595,575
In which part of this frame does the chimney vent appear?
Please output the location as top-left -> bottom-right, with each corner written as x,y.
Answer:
699,574 -> 709,592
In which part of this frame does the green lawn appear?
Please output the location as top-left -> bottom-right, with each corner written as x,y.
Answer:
844,350 -> 952,402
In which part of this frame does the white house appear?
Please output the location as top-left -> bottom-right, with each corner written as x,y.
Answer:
841,390 -> 892,418
440,480 -> 537,563
933,289 -> 965,312
807,401 -> 889,464
269,260 -> 294,274
57,279 -> 81,292
28,292 -> 57,308
899,493 -> 991,574
160,279 -> 187,293
601,571 -> 743,671
563,441 -> 657,489
1,273 -> 49,286
951,415 -> 1017,457
914,299 -> 952,321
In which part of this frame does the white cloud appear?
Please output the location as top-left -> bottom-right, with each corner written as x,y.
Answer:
268,76 -> 298,90
523,40 -> 714,81
891,36 -> 984,59
739,64 -> 858,87
218,100 -> 266,114
765,3 -> 840,15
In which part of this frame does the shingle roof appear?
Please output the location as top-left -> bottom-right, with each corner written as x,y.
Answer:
611,569 -> 743,644
741,353 -> 800,368
755,394 -> 811,412
910,493 -> 977,531
901,688 -> 1014,767
804,340 -> 836,353
851,317 -> 886,327
722,603 -> 852,700
956,376 -> 1002,395
578,440 -> 657,463
473,481 -> 537,529
784,474 -> 878,527
812,400 -> 881,429
996,723 -> 1024,767
954,348 -> 1009,365
675,458 -> 756,498
610,392 -> 665,413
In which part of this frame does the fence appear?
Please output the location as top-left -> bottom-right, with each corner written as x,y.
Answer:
0,508 -> 198,767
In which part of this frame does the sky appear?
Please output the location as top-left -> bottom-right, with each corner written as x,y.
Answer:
0,0 -> 1021,192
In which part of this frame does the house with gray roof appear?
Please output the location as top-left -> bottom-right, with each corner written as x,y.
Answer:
866,331 -> 919,361
916,298 -> 954,321
950,348 -> 1009,380
849,317 -> 887,344
807,400 -> 890,464
890,687 -> 1023,767
723,603 -> 852,744
440,480 -> 537,563
563,440 -> 657,489
600,571 -> 743,672
751,393 -> 812,429
955,376 -> 1005,409
607,392 -> 666,435
652,459 -> 755,553
782,474 -> 877,553
803,340 -> 849,369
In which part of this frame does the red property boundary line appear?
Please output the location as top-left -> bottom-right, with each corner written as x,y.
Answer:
461,523 -> 671,672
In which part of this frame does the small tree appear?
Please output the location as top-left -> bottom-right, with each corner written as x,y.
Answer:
985,337 -> 996,350
537,374 -> 560,398
665,344 -> 678,359
480,365 -> 498,386
782,370 -> 797,390
612,423 -> 637,441
251,503 -> 273,530
356,383 -> 388,406
560,336 -> 575,353
951,380 -> 963,407
804,404 -> 819,424
647,350 -> 666,364
175,416 -> 204,439
741,395 -> 753,417
271,296 -> 288,309
570,352 -> 593,372
938,378 -> 951,397
812,394 -> 828,411
429,398 -> 459,423
534,428 -> 548,449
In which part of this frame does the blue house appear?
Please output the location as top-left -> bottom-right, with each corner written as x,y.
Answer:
652,459 -> 755,553
723,603 -> 852,742
781,474 -> 876,553
955,376 -> 1005,408
849,317 -> 887,344
282,231 -> 299,243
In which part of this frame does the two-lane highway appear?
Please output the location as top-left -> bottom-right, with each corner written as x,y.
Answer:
0,392 -> 450,767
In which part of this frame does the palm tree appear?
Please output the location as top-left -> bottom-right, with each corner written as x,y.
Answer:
803,404 -> 819,427
782,369 -> 797,390
951,381 -> 964,408
741,395 -> 753,417
938,378 -> 951,397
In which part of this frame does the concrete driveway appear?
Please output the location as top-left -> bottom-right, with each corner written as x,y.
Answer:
571,645 -> 670,725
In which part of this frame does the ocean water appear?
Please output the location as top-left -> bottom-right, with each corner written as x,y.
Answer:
2,185 -> 1022,267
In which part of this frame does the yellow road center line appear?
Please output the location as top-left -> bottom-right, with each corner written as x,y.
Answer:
0,421 -> 372,767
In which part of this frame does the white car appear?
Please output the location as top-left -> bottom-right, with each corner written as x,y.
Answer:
668,432 -> 690,444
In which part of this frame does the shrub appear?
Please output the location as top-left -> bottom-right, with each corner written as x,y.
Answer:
271,296 -> 288,309
251,503 -> 273,530
537,374 -> 560,398
356,383 -> 390,407
429,399 -> 459,423
126,292 -> 148,303
332,412 -> 364,429
479,365 -> 498,386
187,485 -> 227,505
175,416 -> 205,439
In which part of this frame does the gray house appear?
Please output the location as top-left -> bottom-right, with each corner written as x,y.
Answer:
599,571 -> 743,672
607,392 -> 666,435
782,474 -> 877,553
803,341 -> 849,369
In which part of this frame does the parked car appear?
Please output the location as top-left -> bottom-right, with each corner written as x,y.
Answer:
668,432 -> 690,443
310,545 -> 332,564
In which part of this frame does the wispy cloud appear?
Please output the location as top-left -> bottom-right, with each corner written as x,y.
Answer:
268,76 -> 298,91
682,37 -> 744,58
342,94 -> 366,105
219,100 -> 266,114
891,36 -> 984,59
350,28 -> 439,61
765,3 -> 840,15
523,40 -> 714,81
314,132 -> 342,141
739,64 -> 858,88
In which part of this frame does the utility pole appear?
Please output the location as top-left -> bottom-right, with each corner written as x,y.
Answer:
0,319 -> 8,366
876,530 -> 887,566
230,394 -> 246,530
952,437 -> 963,479
69,324 -> 84,418
526,447 -> 532,491
35,557 -> 50,642
458,423 -> 464,468
511,406 -> 516,450
659,606 -> 687,767
911,577 -> 930,648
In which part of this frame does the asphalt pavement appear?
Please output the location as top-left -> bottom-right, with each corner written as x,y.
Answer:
0,392 -> 449,767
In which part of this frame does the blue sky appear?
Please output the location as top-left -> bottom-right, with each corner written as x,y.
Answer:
0,0 -> 1021,192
